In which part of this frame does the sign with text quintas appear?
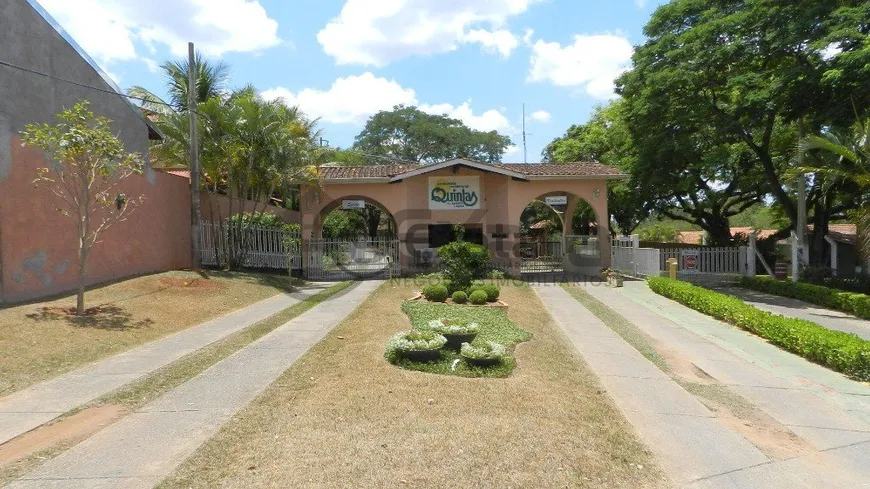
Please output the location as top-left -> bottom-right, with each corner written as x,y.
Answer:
428,176 -> 481,210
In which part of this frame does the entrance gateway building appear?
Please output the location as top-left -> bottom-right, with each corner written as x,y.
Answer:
300,158 -> 626,277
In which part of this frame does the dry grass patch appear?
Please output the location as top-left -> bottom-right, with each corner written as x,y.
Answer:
0,270 -> 301,396
160,283 -> 671,489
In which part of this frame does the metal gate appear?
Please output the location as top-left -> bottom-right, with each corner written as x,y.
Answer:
519,241 -> 564,273
200,221 -> 301,270
306,237 -> 400,280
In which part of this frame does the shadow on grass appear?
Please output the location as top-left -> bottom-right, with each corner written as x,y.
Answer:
25,305 -> 154,330
195,268 -> 303,293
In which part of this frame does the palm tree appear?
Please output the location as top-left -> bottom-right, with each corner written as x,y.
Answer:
798,118 -> 870,262
127,51 -> 229,114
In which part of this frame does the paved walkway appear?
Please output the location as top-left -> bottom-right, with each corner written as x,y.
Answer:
0,283 -> 334,446
571,281 -> 870,488
6,280 -> 379,489
719,286 -> 870,340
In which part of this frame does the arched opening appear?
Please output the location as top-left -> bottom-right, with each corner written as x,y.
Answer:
518,193 -> 601,273
308,196 -> 399,280
314,196 -> 398,240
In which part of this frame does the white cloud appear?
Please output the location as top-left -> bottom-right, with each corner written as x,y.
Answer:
317,0 -> 541,66
264,74 -> 511,133
262,73 -> 417,125
529,110 -> 551,122
38,0 -> 281,64
461,29 -> 518,58
528,34 -> 634,99
420,101 -> 511,133
634,0 -> 648,8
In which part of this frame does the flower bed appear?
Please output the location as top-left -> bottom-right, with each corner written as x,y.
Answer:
460,341 -> 507,366
386,300 -> 532,378
428,319 -> 480,349
387,330 -> 447,362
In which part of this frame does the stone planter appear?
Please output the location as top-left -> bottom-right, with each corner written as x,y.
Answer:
442,332 -> 478,350
460,354 -> 502,367
608,275 -> 624,288
400,348 -> 442,362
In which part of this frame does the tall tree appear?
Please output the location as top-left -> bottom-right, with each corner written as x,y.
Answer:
618,0 -> 870,236
127,51 -> 230,114
22,102 -> 144,315
543,101 -> 652,235
798,118 -> 870,262
354,105 -> 512,163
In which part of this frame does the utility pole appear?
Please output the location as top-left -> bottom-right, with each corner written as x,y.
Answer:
188,42 -> 202,269
522,103 -> 528,164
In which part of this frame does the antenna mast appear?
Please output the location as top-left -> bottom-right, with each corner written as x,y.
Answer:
522,103 -> 528,164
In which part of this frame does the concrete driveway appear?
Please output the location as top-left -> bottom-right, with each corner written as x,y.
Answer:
537,280 -> 870,489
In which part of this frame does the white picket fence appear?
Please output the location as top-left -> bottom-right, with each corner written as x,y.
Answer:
200,221 -> 301,270
659,247 -> 744,274
612,236 -> 746,280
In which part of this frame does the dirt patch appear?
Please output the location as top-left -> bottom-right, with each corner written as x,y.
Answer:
0,405 -> 127,466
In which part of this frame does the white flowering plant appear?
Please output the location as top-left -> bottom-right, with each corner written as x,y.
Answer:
427,319 -> 481,335
460,341 -> 507,361
388,330 -> 447,352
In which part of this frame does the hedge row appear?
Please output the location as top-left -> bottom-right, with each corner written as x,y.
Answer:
648,277 -> 870,381
739,276 -> 870,320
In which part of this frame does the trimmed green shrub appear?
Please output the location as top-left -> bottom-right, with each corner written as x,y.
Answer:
451,291 -> 468,304
740,276 -> 870,320
482,284 -> 500,302
649,277 -> 870,381
422,284 -> 449,303
469,290 -> 488,305
438,239 -> 492,291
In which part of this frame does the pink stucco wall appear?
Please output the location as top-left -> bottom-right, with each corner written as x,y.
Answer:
0,136 -> 192,303
300,166 -> 612,274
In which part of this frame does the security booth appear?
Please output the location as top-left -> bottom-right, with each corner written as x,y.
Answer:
299,158 -> 626,279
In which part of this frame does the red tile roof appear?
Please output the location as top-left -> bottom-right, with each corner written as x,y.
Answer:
316,160 -> 625,181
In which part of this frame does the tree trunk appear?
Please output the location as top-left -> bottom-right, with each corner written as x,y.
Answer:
703,215 -> 733,247
76,244 -> 86,316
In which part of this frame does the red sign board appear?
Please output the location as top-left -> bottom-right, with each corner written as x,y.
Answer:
682,252 -> 699,272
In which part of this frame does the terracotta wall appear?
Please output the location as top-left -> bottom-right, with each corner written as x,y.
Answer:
0,136 -> 192,304
300,167 -> 612,272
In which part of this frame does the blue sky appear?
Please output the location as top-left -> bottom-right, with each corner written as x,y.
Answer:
37,0 -> 666,162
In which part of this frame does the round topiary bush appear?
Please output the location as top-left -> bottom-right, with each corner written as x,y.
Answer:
427,318 -> 480,349
482,284 -> 500,302
388,330 -> 447,362
460,341 -> 507,366
469,289 -> 488,305
451,291 -> 468,304
422,284 -> 449,302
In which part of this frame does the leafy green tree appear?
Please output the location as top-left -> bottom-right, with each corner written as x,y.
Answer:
618,0 -> 869,236
798,118 -> 870,261
543,101 -> 652,235
22,102 -> 144,315
354,105 -> 512,163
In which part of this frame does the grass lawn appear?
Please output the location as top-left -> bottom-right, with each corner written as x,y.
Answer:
0,270 -> 301,396
159,282 -> 671,489
390,301 -> 533,377
0,282 -> 351,487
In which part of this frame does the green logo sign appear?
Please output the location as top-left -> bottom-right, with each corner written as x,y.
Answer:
428,177 -> 481,210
